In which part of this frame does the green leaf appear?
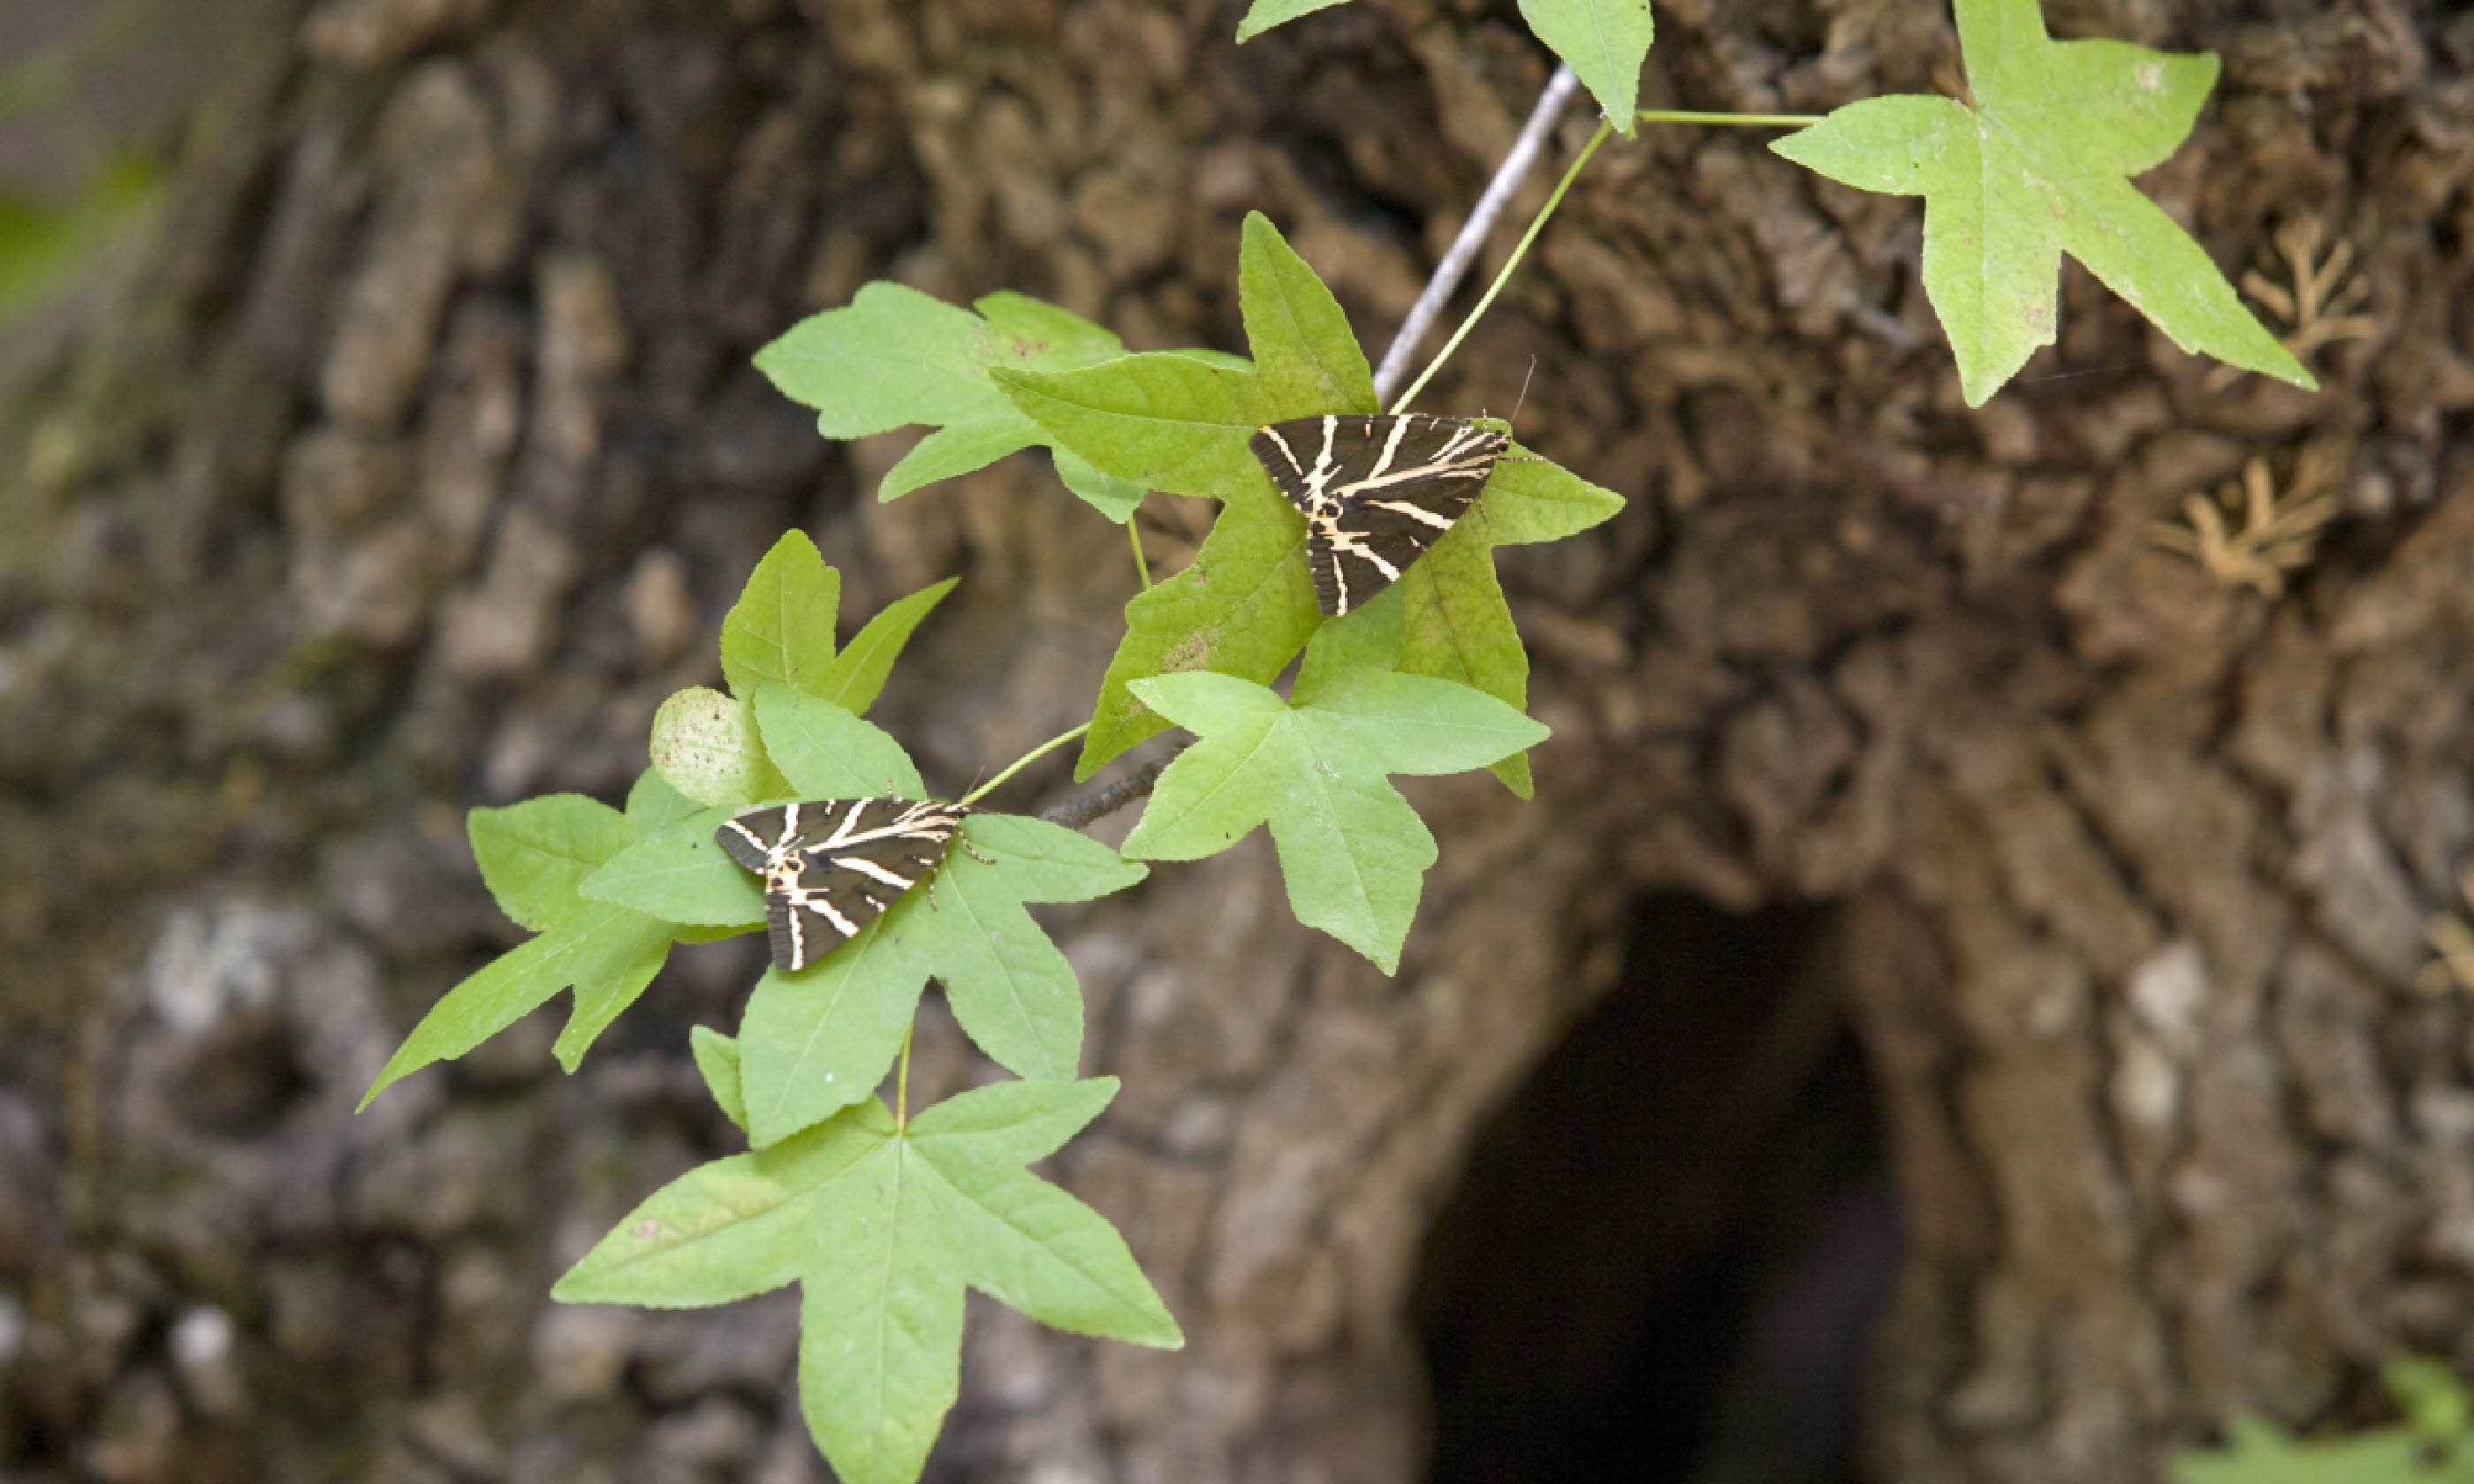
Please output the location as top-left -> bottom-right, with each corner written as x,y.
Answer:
733,814 -> 1148,1143
1077,488 -> 1321,776
651,686 -> 791,808
1770,0 -> 2309,405
752,683 -> 926,800
1518,0 -> 1654,132
2390,1357 -> 2473,1442
815,577 -> 957,715
690,1026 -> 749,1134
1239,214 -> 1377,415
974,290 -> 1123,360
720,532 -> 840,701
368,787 -> 723,1109
1119,670 -> 1547,971
740,919 -> 928,1146
1389,526 -> 1535,796
909,816 -> 1146,1084
625,767 -> 705,835
362,900 -> 676,1106
1233,0 -> 1350,41
753,282 -> 1144,520
554,1079 -> 1176,1484
1460,440 -> 1628,546
989,211 -> 1375,776
878,420 -> 1034,503
756,282 -> 1018,435
468,795 -> 632,932
1053,448 -> 1148,523
2174,1360 -> 2474,1483
1003,215 -> 1618,783
2172,1413 -> 2432,1484
993,352 -> 1271,498
580,803 -> 767,928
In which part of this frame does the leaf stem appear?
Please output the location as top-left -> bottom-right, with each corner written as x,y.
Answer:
1635,109 -> 1823,127
1391,116 -> 1612,415
894,1020 -> 914,1132
1372,63 -> 1582,405
960,723 -> 1092,806
1127,516 -> 1152,591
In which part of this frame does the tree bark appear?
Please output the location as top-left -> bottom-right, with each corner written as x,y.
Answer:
4,0 -> 2472,1480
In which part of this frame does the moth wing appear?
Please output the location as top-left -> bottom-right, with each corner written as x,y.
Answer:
763,889 -> 805,973
1249,421 -> 1321,516
1302,521 -> 1349,617
717,805 -> 792,872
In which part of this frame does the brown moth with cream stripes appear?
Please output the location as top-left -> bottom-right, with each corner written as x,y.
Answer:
1249,413 -> 1510,617
717,798 -> 970,973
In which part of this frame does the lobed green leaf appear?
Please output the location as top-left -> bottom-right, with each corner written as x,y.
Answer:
1233,0 -> 1349,41
814,577 -> 957,716
1519,0 -> 1654,132
690,1026 -> 749,1134
1770,0 -> 2308,404
1077,488 -> 1320,776
739,920 -> 929,1146
579,803 -> 766,928
361,900 -> 676,1106
755,281 -> 1146,520
554,1079 -> 1176,1484
753,683 -> 926,800
720,531 -> 841,701
468,794 -> 632,932
1120,669 -> 1546,971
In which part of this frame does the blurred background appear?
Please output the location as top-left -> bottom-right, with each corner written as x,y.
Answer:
4,3 -> 2470,1482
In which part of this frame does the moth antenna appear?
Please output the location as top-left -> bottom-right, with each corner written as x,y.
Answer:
1509,358 -> 1537,429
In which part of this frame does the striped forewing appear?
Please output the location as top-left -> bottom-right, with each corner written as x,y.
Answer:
717,798 -> 968,972
1249,413 -> 1508,617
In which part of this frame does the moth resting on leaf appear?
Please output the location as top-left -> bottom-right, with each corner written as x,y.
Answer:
1249,413 -> 1510,617
717,798 -> 971,972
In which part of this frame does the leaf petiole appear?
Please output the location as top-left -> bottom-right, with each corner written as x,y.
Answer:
959,723 -> 1092,806
1390,117 -> 1613,414
1128,517 -> 1152,591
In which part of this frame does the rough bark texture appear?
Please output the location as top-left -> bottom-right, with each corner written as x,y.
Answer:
4,0 -> 2474,1480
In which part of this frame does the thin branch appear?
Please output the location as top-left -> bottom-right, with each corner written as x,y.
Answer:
1036,746 -> 1186,830
1371,64 -> 1582,406
1389,115 -> 1610,414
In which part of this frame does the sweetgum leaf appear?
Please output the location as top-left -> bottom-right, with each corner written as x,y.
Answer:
719,531 -> 839,701
1233,0 -> 1350,41
689,1026 -> 749,1134
814,577 -> 957,716
468,795 -> 632,932
552,1079 -> 1178,1484
753,282 -> 1144,520
739,920 -> 927,1147
1119,669 -> 1547,971
624,767 -> 705,835
733,813 -> 1148,1144
579,804 -> 766,928
999,215 -> 1619,782
751,683 -> 925,799
1770,0 -> 2309,405
364,795 -> 687,1107
1518,0 -> 1654,131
